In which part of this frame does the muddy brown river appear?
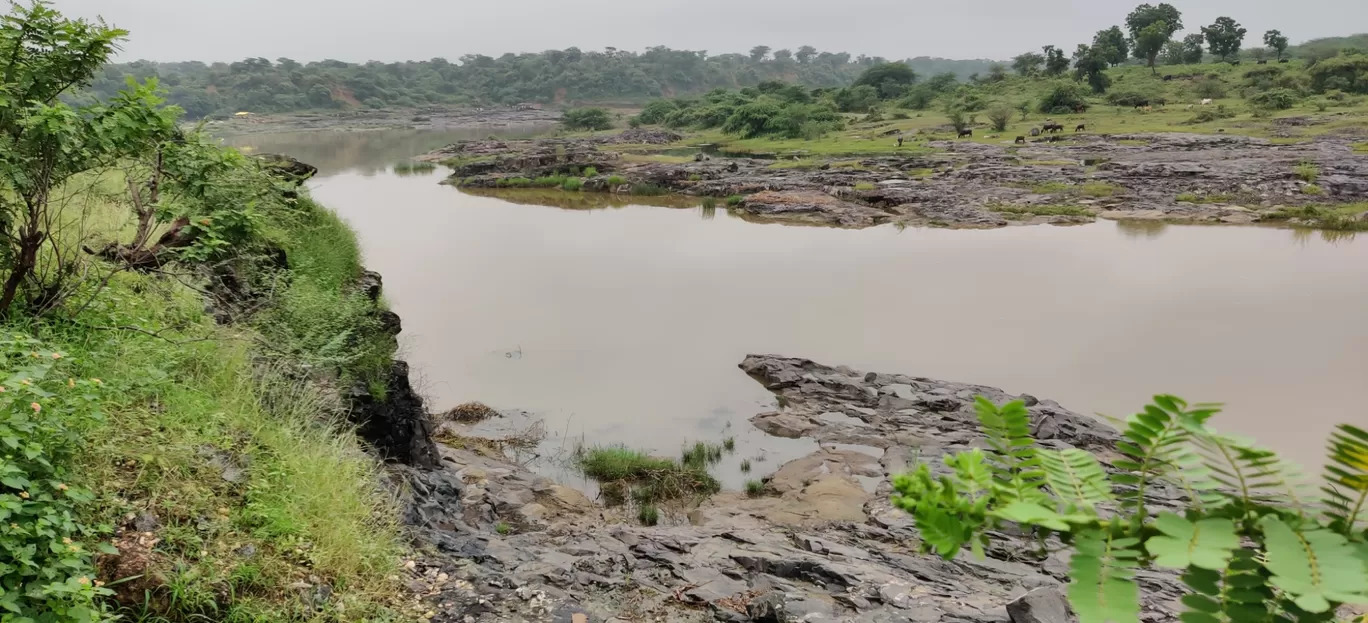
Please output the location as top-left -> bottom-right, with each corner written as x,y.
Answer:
229,129 -> 1368,489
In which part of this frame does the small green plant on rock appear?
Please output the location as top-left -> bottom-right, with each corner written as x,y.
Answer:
495,522 -> 511,535
583,167 -> 599,177
891,395 -> 1368,623
854,182 -> 877,191
1296,160 -> 1320,183
745,480 -> 766,498
605,175 -> 628,187
1303,184 -> 1324,195
561,177 -> 584,191
638,504 -> 660,526
726,195 -> 745,206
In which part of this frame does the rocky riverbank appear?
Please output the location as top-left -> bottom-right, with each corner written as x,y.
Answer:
426,130 -> 1368,229
389,355 -> 1190,623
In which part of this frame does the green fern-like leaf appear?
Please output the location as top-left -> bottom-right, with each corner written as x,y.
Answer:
1193,431 -> 1311,513
1069,529 -> 1142,623
1179,549 -> 1276,623
1111,396 -> 1223,518
1145,512 -> 1239,570
1322,424 -> 1368,535
1040,448 -> 1114,511
1259,516 -> 1368,613
974,396 -> 1044,500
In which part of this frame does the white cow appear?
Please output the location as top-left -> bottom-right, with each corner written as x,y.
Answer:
1201,98 -> 1213,105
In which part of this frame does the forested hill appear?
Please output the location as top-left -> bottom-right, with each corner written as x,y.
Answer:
87,47 -> 999,118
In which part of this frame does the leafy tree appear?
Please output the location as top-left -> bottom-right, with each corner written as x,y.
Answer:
560,107 -> 613,131
721,100 -> 781,137
795,45 -> 817,64
1162,40 -> 1186,65
1264,29 -> 1290,60
0,2 -> 177,316
1202,17 -> 1248,62
985,63 -> 1008,83
1012,52 -> 1045,76
925,72 -> 959,92
1126,3 -> 1183,70
1182,33 -> 1207,63
772,48 -> 793,63
834,84 -> 881,112
1042,45 -> 1071,76
749,45 -> 771,62
1094,26 -> 1130,65
945,107 -> 969,133
1074,45 -> 1113,93
852,62 -> 917,92
986,104 -> 1014,131
891,395 -> 1368,623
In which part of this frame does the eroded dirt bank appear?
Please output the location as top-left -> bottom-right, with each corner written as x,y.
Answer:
391,355 -> 1189,623
428,130 -> 1368,229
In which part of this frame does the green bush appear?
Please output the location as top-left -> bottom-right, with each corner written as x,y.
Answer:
891,395 -> 1368,623
725,195 -> 745,206
722,101 -> 784,138
1037,82 -> 1089,114
987,104 -> 1014,132
561,177 -> 584,191
560,107 -> 614,131
0,335 -> 110,620
897,86 -> 936,110
583,166 -> 599,177
1247,88 -> 1301,110
637,99 -> 681,125
605,175 -> 627,187
1185,104 -> 1237,124
834,85 -> 881,113
1192,77 -> 1230,99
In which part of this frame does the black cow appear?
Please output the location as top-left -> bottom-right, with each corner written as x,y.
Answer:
1015,136 -> 1027,144
1257,59 -> 1268,65
1279,58 -> 1290,63
1163,74 -> 1174,81
1075,124 -> 1086,132
1046,123 -> 1065,133
1230,60 -> 1241,65
1030,127 -> 1041,137
958,129 -> 973,138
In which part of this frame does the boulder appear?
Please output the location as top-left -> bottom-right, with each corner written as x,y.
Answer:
1007,587 -> 1072,623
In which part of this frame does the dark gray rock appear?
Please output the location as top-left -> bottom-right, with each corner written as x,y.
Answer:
1007,588 -> 1072,623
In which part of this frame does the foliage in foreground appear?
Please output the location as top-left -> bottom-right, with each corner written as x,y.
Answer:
892,395 -> 1368,623
0,335 -> 110,620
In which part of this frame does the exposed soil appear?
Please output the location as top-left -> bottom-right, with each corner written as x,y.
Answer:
427,131 -> 1368,229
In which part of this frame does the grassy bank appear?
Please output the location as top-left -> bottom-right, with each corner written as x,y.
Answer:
3,172 -> 410,620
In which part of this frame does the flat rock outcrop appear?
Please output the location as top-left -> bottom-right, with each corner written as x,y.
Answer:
395,355 -> 1187,622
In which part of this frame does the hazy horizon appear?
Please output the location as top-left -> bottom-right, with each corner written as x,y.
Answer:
56,0 -> 1366,65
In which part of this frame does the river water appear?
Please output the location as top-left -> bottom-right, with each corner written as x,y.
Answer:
228,128 -> 1368,488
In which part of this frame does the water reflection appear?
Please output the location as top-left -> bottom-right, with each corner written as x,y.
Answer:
218,125 -> 551,176
1115,219 -> 1169,239
1292,227 -> 1359,245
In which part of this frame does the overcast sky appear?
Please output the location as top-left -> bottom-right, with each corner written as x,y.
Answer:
55,0 -> 1366,64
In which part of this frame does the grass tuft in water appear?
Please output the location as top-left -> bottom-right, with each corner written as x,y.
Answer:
726,194 -> 745,206
740,459 -> 752,473
576,446 -> 720,500
631,183 -> 669,196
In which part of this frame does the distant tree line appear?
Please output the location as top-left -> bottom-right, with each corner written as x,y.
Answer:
84,48 -> 999,118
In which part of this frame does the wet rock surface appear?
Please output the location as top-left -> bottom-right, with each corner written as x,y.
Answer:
427,130 -> 1368,229
395,354 -> 1188,622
